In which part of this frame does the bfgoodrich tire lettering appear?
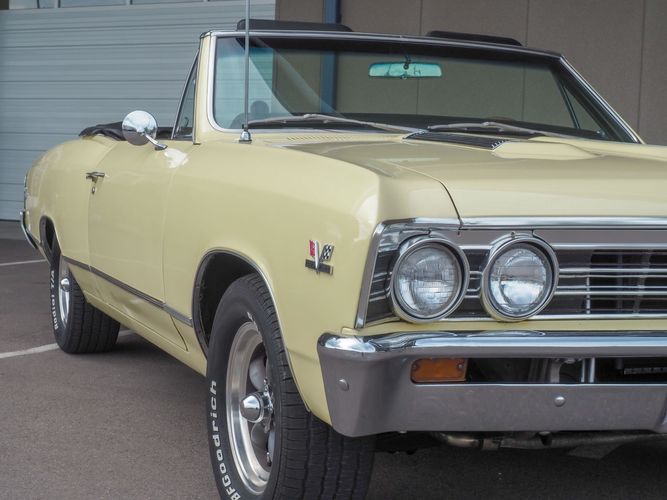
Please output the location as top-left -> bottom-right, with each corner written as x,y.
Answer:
50,241 -> 119,353
206,274 -> 375,499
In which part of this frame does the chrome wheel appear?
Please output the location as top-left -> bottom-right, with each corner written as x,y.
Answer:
58,254 -> 71,327
226,321 -> 275,495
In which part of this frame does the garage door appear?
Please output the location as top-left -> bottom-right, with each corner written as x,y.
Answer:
0,0 -> 275,220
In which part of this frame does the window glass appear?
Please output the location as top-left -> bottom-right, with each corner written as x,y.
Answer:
213,37 -> 632,142
564,86 -> 606,134
173,59 -> 197,139
214,40 -> 287,129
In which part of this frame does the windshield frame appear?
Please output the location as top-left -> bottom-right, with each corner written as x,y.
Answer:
206,30 -> 642,143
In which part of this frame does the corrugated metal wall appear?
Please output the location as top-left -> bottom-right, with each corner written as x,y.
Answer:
0,0 -> 275,220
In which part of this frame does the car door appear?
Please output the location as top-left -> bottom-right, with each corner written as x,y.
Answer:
87,138 -> 193,349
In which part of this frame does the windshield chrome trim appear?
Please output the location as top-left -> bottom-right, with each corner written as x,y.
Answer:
560,57 -> 642,144
172,52 -> 199,141
206,33 -> 226,133
208,30 -> 563,58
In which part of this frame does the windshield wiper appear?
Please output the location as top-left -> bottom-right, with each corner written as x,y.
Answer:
247,113 -> 418,134
427,121 -> 572,139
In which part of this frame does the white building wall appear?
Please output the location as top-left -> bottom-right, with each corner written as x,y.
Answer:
0,0 -> 275,220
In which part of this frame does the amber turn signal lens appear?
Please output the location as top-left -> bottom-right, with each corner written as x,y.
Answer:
411,358 -> 468,383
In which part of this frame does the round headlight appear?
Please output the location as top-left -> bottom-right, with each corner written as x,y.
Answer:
391,239 -> 468,322
482,239 -> 557,321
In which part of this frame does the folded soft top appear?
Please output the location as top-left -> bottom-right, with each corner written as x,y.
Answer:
79,122 -> 173,140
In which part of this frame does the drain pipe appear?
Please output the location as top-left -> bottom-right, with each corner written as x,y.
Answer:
323,0 -> 341,23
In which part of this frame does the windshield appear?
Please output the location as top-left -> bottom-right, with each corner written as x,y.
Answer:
212,36 -> 635,142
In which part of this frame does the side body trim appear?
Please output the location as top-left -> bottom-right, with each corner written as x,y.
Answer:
64,256 -> 193,327
19,210 -> 38,250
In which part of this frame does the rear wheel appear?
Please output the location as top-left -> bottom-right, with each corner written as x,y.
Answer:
50,241 -> 119,353
206,274 -> 375,499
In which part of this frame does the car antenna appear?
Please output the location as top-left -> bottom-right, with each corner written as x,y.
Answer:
239,0 -> 252,143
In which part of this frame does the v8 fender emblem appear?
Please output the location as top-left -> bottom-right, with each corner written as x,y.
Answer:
305,240 -> 334,275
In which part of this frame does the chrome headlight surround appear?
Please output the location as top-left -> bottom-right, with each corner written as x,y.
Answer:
480,235 -> 558,321
389,236 -> 469,323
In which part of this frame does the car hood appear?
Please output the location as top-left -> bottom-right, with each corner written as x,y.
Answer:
280,135 -> 667,219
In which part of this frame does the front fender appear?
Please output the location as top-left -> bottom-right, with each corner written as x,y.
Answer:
161,137 -> 457,422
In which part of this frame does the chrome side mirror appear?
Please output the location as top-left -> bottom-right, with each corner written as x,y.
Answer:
122,110 -> 167,151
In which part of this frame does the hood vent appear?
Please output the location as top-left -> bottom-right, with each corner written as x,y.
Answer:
284,135 -> 359,142
405,132 -> 510,150
263,135 -> 386,144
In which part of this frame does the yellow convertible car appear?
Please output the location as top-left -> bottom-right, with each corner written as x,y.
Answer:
21,19 -> 667,499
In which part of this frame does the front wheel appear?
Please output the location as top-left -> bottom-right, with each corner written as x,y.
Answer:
206,274 -> 375,499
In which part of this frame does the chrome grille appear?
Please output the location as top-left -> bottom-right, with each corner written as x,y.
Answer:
546,249 -> 667,315
363,236 -> 667,324
366,250 -> 395,322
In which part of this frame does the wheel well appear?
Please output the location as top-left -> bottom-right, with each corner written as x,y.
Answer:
193,252 -> 257,351
39,217 -> 56,263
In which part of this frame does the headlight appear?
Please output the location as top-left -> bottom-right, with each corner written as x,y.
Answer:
482,238 -> 557,321
390,238 -> 468,322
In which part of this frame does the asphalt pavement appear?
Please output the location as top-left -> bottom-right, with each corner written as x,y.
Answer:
1,220 -> 667,500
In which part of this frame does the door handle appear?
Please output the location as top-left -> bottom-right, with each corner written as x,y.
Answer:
85,171 -> 105,182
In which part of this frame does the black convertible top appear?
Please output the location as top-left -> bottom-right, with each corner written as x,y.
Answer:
79,121 -> 172,141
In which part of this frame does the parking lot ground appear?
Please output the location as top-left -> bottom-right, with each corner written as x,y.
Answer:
2,220 -> 667,499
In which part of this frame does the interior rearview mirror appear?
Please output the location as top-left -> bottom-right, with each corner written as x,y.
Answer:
369,61 -> 443,79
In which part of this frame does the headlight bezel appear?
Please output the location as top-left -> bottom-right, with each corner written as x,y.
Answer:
388,236 -> 469,323
480,235 -> 559,321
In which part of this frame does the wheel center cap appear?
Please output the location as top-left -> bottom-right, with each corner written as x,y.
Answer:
240,393 -> 263,423
240,389 -> 273,424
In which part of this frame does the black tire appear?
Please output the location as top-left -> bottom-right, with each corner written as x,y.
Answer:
206,274 -> 375,500
50,241 -> 120,353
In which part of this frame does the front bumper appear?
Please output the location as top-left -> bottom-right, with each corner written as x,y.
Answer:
317,331 -> 667,437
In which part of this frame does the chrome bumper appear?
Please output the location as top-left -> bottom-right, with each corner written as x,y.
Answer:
19,210 -> 38,250
317,331 -> 667,437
